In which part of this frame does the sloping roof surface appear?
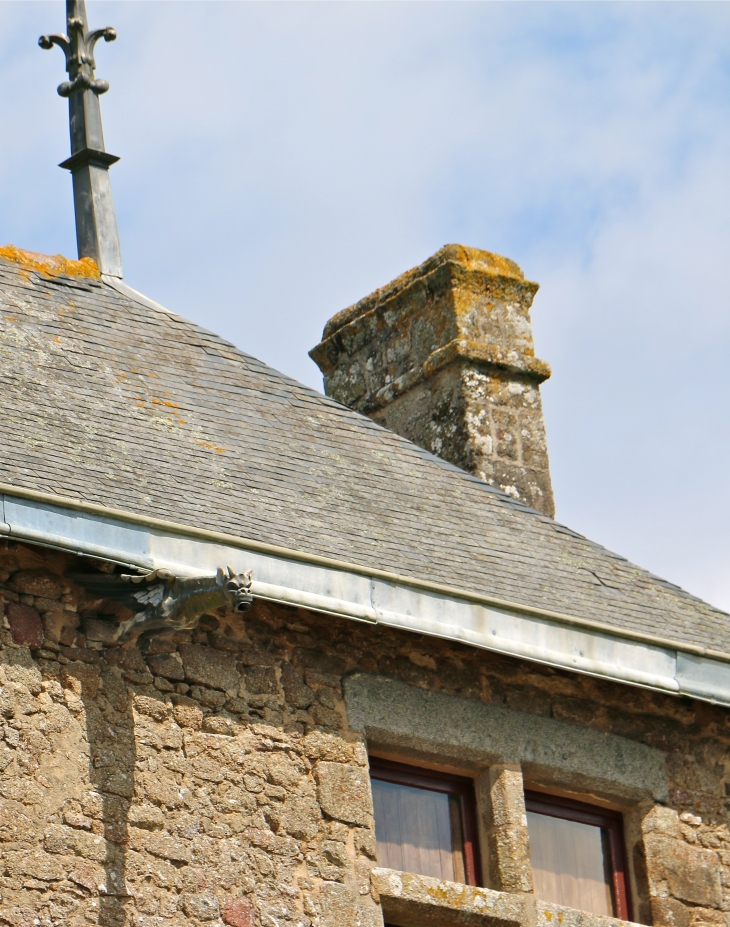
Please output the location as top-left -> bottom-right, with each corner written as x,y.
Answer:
0,254 -> 727,652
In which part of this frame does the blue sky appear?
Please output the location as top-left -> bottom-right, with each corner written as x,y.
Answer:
1,1 -> 729,611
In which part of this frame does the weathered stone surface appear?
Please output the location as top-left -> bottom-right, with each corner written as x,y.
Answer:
279,793 -> 321,839
129,803 -> 165,830
183,891 -> 220,920
179,643 -> 238,691
536,900 -> 628,927
5,602 -> 43,647
41,608 -> 78,645
644,836 -> 723,907
0,541 -> 727,927
10,569 -> 65,599
484,766 -> 533,892
147,652 -> 185,681
317,882 -> 361,927
316,762 -> 373,825
7,850 -> 65,882
244,665 -> 278,694
372,868 -> 524,926
281,663 -> 315,708
83,618 -> 118,643
223,896 -> 256,927
310,245 -> 555,516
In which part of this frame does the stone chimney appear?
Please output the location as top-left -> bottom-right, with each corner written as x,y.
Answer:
309,244 -> 555,516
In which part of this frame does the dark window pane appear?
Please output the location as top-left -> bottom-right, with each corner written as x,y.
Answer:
527,810 -> 614,916
372,778 -> 465,882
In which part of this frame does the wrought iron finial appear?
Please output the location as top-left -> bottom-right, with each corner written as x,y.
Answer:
39,7 -> 116,98
39,1 -> 123,278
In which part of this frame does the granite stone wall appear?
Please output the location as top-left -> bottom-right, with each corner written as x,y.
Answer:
0,539 -> 728,927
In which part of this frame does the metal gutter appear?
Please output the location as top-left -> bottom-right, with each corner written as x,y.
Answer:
1,484 -> 729,706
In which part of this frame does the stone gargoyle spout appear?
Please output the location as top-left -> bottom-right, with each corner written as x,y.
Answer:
69,566 -> 254,641
112,566 -> 254,640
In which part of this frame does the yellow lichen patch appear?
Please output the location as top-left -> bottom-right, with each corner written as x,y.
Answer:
0,244 -> 100,280
196,441 -> 226,453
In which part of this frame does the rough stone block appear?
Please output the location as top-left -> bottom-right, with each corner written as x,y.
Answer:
7,850 -> 65,882
645,836 -> 722,907
265,753 -> 302,788
83,618 -> 118,642
69,860 -> 105,893
293,647 -> 346,677
642,805 -> 682,838
41,608 -> 78,645
173,699 -> 203,729
179,643 -> 239,691
5,602 -> 43,647
316,762 -> 373,825
317,882 -> 360,927
183,892 -> 220,920
146,833 -> 192,864
10,569 -> 65,599
128,803 -> 165,831
281,664 -> 315,708
223,897 -> 256,927
202,714 -> 236,736
279,794 -> 321,840
147,652 -> 185,681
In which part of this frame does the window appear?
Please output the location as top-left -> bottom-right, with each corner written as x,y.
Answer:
525,790 -> 631,920
370,757 -> 481,886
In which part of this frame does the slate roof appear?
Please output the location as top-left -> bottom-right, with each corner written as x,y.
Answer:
0,253 -> 728,654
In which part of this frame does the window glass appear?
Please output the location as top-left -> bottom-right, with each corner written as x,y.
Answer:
372,778 -> 466,882
527,810 -> 613,916
524,791 -> 630,920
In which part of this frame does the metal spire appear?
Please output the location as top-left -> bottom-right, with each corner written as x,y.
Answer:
39,0 -> 123,278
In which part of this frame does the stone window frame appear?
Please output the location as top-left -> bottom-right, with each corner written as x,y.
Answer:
345,673 -> 666,924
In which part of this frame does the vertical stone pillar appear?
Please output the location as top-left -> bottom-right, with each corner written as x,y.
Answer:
309,244 -> 555,516
478,765 -> 534,893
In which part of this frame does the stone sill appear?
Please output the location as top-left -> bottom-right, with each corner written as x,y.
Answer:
370,868 -> 638,927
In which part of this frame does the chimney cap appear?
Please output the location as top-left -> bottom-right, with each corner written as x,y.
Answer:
322,244 -> 530,341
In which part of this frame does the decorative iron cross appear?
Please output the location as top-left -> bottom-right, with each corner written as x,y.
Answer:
38,0 -> 123,278
39,3 -> 116,98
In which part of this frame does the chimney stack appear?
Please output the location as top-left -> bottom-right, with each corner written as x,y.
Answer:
309,245 -> 555,517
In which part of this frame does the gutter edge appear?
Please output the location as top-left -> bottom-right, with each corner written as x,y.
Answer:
0,480 -> 726,666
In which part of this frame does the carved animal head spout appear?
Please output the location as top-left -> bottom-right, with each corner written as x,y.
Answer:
87,565 -> 257,641
221,567 -> 254,613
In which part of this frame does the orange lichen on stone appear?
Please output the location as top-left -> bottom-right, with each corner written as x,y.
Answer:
0,244 -> 100,280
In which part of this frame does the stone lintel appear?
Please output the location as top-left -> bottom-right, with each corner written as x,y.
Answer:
346,674 -> 667,803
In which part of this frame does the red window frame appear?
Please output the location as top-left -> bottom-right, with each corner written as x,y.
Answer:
524,790 -> 632,921
369,756 -> 482,887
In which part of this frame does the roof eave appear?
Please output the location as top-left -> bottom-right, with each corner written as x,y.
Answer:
2,483 -> 728,707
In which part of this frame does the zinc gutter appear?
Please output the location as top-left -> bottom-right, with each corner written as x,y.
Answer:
0,480 -> 726,667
